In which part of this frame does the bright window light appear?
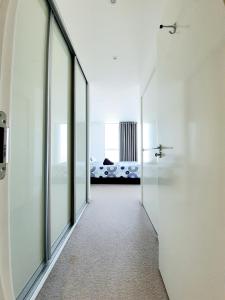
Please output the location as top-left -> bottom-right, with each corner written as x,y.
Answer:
105,123 -> 119,162
105,150 -> 119,162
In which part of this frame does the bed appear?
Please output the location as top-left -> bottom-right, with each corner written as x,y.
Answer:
90,161 -> 141,184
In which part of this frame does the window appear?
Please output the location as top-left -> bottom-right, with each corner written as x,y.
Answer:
105,123 -> 119,162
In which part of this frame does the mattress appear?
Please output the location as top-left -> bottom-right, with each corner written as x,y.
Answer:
90,162 -> 140,179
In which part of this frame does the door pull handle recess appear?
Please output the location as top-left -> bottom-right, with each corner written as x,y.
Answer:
0,111 -> 8,180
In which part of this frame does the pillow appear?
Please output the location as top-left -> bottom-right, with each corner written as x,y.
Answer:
90,161 -> 100,167
103,158 -> 114,165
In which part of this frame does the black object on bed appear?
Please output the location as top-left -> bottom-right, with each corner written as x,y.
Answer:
103,158 -> 114,165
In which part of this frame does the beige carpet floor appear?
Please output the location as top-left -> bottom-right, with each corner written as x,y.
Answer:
37,185 -> 168,300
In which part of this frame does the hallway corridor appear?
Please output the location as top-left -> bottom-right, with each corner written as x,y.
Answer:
37,185 -> 168,300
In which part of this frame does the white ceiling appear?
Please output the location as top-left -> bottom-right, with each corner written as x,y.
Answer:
55,0 -> 164,120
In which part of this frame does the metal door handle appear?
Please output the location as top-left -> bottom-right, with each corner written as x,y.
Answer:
153,146 -> 161,150
162,146 -> 173,150
152,144 -> 174,151
154,144 -> 162,158
153,144 -> 173,159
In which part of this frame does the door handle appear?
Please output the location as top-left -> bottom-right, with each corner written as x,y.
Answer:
152,144 -> 174,151
0,111 -> 7,180
153,144 -> 173,159
154,144 -> 162,158
161,146 -> 173,150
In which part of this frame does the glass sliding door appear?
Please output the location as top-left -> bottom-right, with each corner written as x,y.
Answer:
9,0 -> 49,297
75,61 -> 87,217
50,18 -> 72,250
9,0 -> 88,297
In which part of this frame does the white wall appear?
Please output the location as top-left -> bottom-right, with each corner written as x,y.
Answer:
90,122 -> 105,162
139,0 -> 164,93
90,83 -> 141,162
89,84 -> 140,123
142,70 -> 159,232
141,1 -> 225,300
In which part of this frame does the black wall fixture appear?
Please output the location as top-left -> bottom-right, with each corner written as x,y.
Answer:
159,22 -> 177,34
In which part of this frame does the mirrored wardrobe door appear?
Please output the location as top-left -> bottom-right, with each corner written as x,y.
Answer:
50,17 -> 72,252
9,0 -> 49,297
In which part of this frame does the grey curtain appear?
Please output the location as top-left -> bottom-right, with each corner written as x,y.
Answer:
119,122 -> 137,161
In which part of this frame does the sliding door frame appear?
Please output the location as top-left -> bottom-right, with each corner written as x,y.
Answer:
16,0 -> 89,299
74,57 -> 89,218
44,8 -> 52,264
45,0 -> 88,257
47,12 -> 74,257
86,82 -> 90,203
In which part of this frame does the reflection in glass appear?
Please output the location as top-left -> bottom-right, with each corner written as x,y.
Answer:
50,19 -> 71,249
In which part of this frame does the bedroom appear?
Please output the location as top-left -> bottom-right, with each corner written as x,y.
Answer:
90,84 -> 141,188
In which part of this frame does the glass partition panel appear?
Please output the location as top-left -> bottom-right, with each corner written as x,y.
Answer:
9,0 -> 48,296
75,62 -> 87,217
50,19 -> 72,249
